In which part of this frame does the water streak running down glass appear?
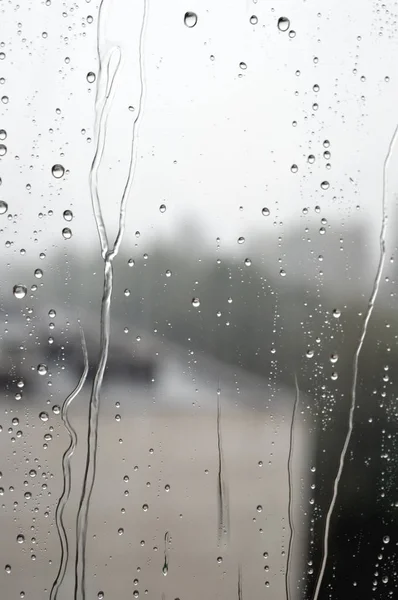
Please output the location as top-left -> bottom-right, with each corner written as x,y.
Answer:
0,1 -> 398,599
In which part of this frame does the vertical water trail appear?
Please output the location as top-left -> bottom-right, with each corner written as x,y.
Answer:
74,1 -> 147,598
163,531 -> 170,576
238,564 -> 243,600
216,388 -> 229,542
285,374 -> 299,600
50,328 -> 89,600
312,124 -> 398,600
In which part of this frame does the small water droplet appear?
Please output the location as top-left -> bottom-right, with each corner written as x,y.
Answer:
383,535 -> 390,544
250,15 -> 258,24
330,353 -> 338,363
0,144 -> 7,156
244,258 -> 252,266
320,181 -> 330,190
165,270 -> 172,277
13,284 -> 27,299
159,203 -> 166,213
291,164 -> 298,173
86,71 -> 96,83
239,62 -> 247,70
277,16 -> 290,31
0,129 -> 6,140
217,556 -> 223,564
237,236 -> 245,244
34,269 -> 43,279
16,534 -> 24,544
262,207 -> 270,217
184,11 -> 197,27
5,564 -> 11,574
142,504 -> 149,511
63,209 -> 73,221
51,164 -> 65,179
192,297 -> 200,308
332,308 -> 341,318
0,200 -> 8,214
308,155 -> 315,164
37,364 -> 48,376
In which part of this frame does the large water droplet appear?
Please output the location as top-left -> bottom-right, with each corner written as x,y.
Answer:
0,144 -> 7,156
86,71 -> 96,83
277,16 -> 290,31
250,15 -> 258,24
63,209 -> 73,221
184,11 -> 197,27
51,164 -> 65,179
262,207 -> 270,216
13,284 -> 27,299
192,297 -> 200,308
0,200 -> 8,214
320,181 -> 330,190
37,364 -> 48,376
62,227 -> 72,239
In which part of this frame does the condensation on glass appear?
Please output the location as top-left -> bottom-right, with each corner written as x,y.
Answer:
0,1 -> 397,599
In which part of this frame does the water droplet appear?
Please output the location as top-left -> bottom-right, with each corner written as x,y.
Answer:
86,71 -> 96,83
184,11 -> 197,27
244,258 -> 252,266
0,200 -> 8,214
128,258 -> 135,267
192,297 -> 200,308
37,364 -> 48,376
250,15 -> 258,24
217,556 -> 223,564
332,308 -> 341,319
383,535 -> 390,544
63,209 -> 73,221
0,144 -> 7,156
124,289 -> 131,297
323,139 -> 330,148
62,227 -> 72,239
165,484 -> 170,491
16,535 -> 24,544
5,564 -> 11,574
13,284 -> 27,299
257,505 -> 263,512
239,62 -> 247,70
306,349 -> 314,358
262,207 -> 270,216
291,164 -> 298,173
289,30 -> 296,38
118,528 -> 124,535
159,203 -> 166,213
330,353 -> 338,363
237,236 -> 245,244
277,16 -> 290,31
51,164 -> 65,179
308,155 -> 315,164
320,181 -> 330,190
165,270 -> 172,277
331,372 -> 338,380
142,504 -> 149,511
34,269 -> 43,279
0,129 -> 6,140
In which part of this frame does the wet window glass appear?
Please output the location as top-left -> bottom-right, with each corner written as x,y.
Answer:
0,1 -> 397,599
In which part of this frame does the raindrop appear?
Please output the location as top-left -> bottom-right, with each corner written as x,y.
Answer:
277,16 -> 290,31
165,270 -> 172,277
237,236 -> 245,244
13,284 -> 27,299
332,308 -> 341,318
306,349 -> 314,358
5,565 -> 11,574
16,535 -> 24,544
51,164 -> 65,179
262,207 -> 270,216
0,144 -> 7,156
142,504 -> 149,512
0,200 -> 8,214
62,227 -> 72,239
323,139 -> 330,148
320,181 -> 330,190
250,15 -> 258,24
330,353 -> 338,363
217,556 -> 223,564
159,204 -> 166,213
383,535 -> 390,544
0,130 -> 5,140
192,297 -> 200,308
308,155 -> 315,164
291,164 -> 298,173
244,258 -> 252,266
37,364 -> 48,376
86,71 -> 96,83
257,505 -> 263,512
34,269 -> 43,279
63,209 -> 73,221
128,258 -> 135,267
184,11 -> 197,27
239,62 -> 247,70
124,289 -> 131,297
